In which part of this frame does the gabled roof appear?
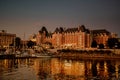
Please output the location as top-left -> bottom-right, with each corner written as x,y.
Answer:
39,26 -> 48,33
54,25 -> 90,33
78,25 -> 86,32
54,27 -> 64,33
39,26 -> 49,36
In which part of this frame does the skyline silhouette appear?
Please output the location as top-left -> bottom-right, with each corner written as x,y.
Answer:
0,0 -> 120,39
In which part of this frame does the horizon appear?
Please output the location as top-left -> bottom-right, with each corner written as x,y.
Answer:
0,25 -> 118,39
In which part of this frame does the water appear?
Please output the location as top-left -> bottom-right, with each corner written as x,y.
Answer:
0,58 -> 120,80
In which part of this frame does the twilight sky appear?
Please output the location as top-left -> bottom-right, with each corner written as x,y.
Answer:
0,0 -> 120,39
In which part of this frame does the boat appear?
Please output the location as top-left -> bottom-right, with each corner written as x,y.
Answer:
32,53 -> 51,58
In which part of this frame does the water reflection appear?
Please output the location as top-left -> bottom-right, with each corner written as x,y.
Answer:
0,58 -> 120,80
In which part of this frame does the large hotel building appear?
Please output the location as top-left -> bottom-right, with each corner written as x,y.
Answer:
36,25 -> 116,49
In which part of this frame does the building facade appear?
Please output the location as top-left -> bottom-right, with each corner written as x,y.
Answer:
91,29 -> 114,48
0,30 -> 16,48
52,25 -> 90,49
36,25 -> 117,49
36,25 -> 91,49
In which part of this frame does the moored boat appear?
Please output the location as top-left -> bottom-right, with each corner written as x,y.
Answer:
32,53 -> 51,58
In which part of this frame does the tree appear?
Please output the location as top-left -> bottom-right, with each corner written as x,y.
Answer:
91,40 -> 97,48
15,37 -> 21,48
99,44 -> 104,49
107,38 -> 118,49
27,40 -> 36,48
117,42 -> 120,48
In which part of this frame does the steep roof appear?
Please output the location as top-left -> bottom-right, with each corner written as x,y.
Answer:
92,29 -> 110,35
78,25 -> 86,32
65,28 -> 78,33
39,26 -> 49,36
54,25 -> 90,33
54,27 -> 64,33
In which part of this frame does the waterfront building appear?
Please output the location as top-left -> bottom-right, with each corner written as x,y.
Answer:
111,33 -> 118,38
36,25 -> 91,49
0,30 -> 16,48
52,25 -> 90,49
36,25 -> 118,49
91,29 -> 117,48
36,27 -> 49,45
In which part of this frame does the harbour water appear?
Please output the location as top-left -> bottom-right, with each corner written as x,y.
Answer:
0,57 -> 120,80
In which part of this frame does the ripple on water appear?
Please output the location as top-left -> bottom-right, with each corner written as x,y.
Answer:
1,65 -> 37,80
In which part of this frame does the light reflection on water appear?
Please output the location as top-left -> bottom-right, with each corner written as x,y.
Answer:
0,58 -> 120,80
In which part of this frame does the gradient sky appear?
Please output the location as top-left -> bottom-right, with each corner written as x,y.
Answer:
0,0 -> 120,39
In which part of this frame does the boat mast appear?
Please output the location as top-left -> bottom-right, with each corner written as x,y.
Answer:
14,36 -> 16,54
23,32 -> 25,51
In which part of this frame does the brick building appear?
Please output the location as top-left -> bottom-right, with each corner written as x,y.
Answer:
0,30 -> 16,48
36,25 -> 91,49
91,29 -> 115,48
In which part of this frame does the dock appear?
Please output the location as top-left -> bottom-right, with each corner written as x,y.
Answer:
0,54 -> 15,59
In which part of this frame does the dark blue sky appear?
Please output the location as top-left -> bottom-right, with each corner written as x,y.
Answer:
0,0 -> 120,39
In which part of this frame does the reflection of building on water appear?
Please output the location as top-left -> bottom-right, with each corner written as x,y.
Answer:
1,58 -> 120,80
84,61 -> 92,77
114,61 -> 120,79
96,61 -> 109,78
32,58 -> 51,79
51,58 -> 61,75
50,58 -> 120,79
51,58 -> 85,79
0,59 -> 18,71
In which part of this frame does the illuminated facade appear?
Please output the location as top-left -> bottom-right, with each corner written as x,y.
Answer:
91,29 -> 114,47
52,25 -> 90,48
36,25 -> 91,49
0,30 -> 16,47
36,26 -> 117,49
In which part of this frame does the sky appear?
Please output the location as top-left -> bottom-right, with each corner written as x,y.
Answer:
0,0 -> 120,39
